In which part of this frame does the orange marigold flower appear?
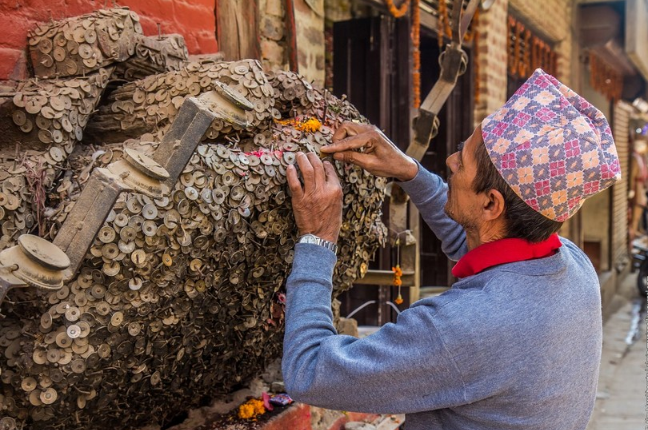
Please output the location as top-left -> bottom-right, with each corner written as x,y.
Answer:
238,399 -> 266,421
296,118 -> 322,133
392,265 -> 403,277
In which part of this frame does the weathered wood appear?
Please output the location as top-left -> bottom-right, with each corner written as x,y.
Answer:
112,34 -> 189,81
285,0 -> 299,72
215,0 -> 260,61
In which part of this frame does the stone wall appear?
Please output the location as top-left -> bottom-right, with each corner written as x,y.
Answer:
260,0 -> 289,71
0,0 -> 218,81
294,0 -> 326,88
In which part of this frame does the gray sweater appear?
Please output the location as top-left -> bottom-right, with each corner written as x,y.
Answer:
283,166 -> 602,430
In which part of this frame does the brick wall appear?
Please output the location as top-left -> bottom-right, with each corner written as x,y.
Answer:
474,0 -> 509,124
0,0 -> 218,81
474,0 -> 573,125
508,0 -> 573,85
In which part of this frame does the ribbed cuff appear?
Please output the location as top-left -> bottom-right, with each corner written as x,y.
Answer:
288,243 -> 337,288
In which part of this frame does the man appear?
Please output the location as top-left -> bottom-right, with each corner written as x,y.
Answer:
282,69 -> 621,429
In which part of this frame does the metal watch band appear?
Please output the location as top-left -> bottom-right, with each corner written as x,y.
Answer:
298,234 -> 338,254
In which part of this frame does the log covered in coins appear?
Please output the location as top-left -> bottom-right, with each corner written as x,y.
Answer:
0,49 -> 388,429
28,8 -> 144,78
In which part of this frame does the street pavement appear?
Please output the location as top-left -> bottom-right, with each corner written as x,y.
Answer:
586,273 -> 646,430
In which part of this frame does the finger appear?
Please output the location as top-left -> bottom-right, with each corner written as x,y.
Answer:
321,134 -> 372,154
323,161 -> 341,186
331,121 -> 364,142
286,164 -> 304,200
331,122 -> 352,142
306,152 -> 325,188
332,150 -> 373,170
295,152 -> 314,191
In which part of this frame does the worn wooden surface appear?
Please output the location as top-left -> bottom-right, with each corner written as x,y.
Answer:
284,0 -> 299,72
216,0 -> 260,61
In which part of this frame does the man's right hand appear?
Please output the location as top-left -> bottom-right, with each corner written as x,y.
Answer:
322,122 -> 419,181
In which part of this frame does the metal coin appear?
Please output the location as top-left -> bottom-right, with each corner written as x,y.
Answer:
40,388 -> 58,405
55,332 -> 72,348
110,312 -> 124,326
65,306 -> 81,322
71,358 -> 86,374
12,110 -> 26,126
141,203 -> 157,220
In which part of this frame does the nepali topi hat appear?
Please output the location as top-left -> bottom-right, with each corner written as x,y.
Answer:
481,68 -> 621,222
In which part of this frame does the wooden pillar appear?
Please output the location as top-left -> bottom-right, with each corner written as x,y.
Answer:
284,0 -> 299,72
215,0 -> 260,61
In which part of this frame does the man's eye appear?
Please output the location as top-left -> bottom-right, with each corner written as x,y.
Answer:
457,141 -> 465,152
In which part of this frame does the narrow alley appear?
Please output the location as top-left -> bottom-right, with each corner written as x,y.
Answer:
587,273 -> 646,430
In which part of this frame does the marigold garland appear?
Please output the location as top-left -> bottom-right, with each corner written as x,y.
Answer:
274,117 -> 322,133
589,51 -> 623,101
412,0 -> 421,108
507,15 -> 558,79
392,264 -> 403,305
437,0 -> 452,48
471,9 -> 480,104
384,0 -> 410,18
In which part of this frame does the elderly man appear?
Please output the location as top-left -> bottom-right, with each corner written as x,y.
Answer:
282,69 -> 621,429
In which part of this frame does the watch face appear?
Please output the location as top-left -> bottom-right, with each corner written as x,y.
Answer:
300,234 -> 318,244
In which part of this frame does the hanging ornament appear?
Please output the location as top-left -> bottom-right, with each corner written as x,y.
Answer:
470,9 -> 480,105
438,0 -> 452,48
393,264 -> 403,305
384,0 -> 411,18
392,237 -> 404,305
412,0 -> 421,108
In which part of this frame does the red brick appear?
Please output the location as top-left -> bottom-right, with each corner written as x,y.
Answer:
0,14 -> 33,49
122,0 -> 174,21
173,1 -> 215,34
0,48 -> 28,80
194,31 -> 218,53
183,33 -> 200,54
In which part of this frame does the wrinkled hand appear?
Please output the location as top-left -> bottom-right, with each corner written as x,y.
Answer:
321,122 -> 419,181
287,152 -> 343,243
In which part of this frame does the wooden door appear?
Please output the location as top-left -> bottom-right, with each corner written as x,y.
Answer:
332,15 -> 411,326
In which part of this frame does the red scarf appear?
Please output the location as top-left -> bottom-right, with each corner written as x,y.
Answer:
451,234 -> 562,278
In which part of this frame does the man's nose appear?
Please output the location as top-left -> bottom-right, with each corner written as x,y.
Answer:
446,152 -> 458,171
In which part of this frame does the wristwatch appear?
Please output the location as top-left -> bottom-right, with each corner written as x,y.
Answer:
298,234 -> 338,255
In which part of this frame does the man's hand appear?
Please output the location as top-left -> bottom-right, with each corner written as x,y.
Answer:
322,122 -> 419,181
287,152 -> 343,243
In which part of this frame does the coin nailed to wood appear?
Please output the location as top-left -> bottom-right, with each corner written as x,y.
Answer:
0,63 -> 387,429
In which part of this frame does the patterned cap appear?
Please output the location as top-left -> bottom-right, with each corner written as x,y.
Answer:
481,69 -> 621,222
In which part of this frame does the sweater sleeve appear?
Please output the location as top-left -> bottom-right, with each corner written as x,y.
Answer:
398,163 -> 467,261
282,243 -> 467,414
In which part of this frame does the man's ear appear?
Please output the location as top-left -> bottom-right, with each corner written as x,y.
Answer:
482,188 -> 505,221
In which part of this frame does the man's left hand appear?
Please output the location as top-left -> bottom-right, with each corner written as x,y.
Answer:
286,152 -> 343,243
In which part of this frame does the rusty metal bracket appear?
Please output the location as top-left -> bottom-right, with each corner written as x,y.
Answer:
406,0 -> 481,161
0,234 -> 70,313
0,85 -> 250,311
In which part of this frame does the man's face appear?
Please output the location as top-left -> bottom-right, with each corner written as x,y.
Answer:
445,126 -> 482,230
